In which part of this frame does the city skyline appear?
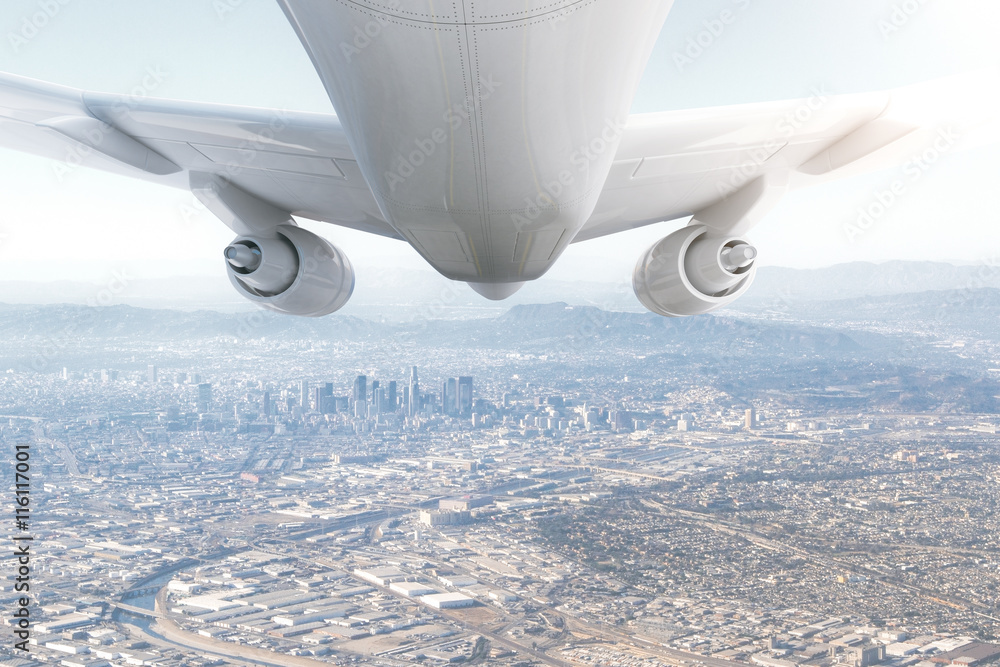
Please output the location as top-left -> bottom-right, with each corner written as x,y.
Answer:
1,287 -> 999,663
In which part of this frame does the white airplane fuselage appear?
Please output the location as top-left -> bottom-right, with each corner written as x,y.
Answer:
280,0 -> 673,296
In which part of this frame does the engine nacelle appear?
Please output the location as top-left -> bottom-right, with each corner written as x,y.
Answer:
633,224 -> 757,317
225,225 -> 354,317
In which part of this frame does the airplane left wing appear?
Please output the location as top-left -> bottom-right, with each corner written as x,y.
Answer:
0,71 -> 398,239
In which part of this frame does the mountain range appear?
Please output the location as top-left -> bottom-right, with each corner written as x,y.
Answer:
1,261 -> 999,320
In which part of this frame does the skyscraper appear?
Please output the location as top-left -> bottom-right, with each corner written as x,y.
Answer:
408,367 -> 419,417
321,383 -> 335,414
443,378 -> 457,415
745,407 -> 756,430
147,364 -> 157,384
196,383 -> 213,413
458,376 -> 473,416
388,380 -> 397,412
353,375 -> 367,406
300,380 -> 309,409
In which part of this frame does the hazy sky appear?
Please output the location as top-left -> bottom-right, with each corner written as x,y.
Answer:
0,0 -> 998,285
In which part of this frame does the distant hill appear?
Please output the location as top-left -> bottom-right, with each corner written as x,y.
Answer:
737,261 -> 1000,306
1,297 -> 994,412
0,300 -> 863,358
773,287 -> 1000,340
2,261 -> 999,318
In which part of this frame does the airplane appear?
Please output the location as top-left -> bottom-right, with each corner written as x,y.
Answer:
0,1 -> 997,317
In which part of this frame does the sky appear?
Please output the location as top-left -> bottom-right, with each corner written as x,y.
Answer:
0,0 -> 998,286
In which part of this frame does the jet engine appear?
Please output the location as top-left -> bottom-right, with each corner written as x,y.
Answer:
633,224 -> 757,317
224,225 -> 354,317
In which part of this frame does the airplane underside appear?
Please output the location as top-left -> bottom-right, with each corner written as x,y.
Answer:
276,0 -> 674,288
219,0 -> 759,314
1,1 -> 996,317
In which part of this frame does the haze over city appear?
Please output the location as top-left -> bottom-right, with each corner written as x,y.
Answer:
2,1 -> 1000,666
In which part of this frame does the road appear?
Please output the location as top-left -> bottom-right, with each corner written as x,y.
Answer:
114,586 -> 359,667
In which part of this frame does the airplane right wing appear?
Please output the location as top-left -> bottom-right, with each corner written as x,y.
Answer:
580,67 -> 1000,242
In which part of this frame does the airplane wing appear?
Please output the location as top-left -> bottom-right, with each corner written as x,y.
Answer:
0,71 -> 399,239
580,67 -> 1000,242
3,69 -> 995,246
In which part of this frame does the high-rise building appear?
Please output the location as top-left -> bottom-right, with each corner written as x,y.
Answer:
300,380 -> 309,409
320,383 -> 335,414
353,375 -> 367,405
370,380 -> 380,413
197,383 -> 213,413
407,367 -> 419,417
443,378 -> 458,415
745,407 -> 756,430
261,391 -> 271,417
388,380 -> 397,412
147,364 -> 157,384
457,376 -> 473,416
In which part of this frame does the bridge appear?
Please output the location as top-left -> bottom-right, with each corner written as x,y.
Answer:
110,601 -> 166,621
121,586 -> 161,600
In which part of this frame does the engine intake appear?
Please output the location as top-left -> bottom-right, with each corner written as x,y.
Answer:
633,224 -> 756,317
225,225 -> 354,317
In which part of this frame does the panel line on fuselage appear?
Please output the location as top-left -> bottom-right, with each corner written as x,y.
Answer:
461,12 -> 492,280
